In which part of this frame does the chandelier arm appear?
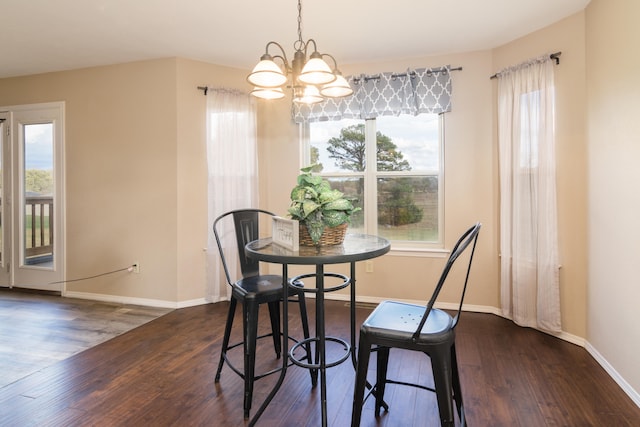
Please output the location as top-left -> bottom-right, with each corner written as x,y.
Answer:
304,39 -> 318,56
320,53 -> 339,72
265,41 -> 290,68
271,55 -> 291,74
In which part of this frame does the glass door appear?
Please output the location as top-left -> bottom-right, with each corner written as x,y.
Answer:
1,103 -> 65,291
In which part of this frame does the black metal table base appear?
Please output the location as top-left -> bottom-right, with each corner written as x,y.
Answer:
248,264 -> 353,427
244,235 -> 391,427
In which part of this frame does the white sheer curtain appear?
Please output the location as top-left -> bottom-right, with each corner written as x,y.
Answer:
497,56 -> 561,332
205,89 -> 258,302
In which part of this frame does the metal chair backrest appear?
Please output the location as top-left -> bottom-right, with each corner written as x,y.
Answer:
412,222 -> 481,341
213,208 -> 274,286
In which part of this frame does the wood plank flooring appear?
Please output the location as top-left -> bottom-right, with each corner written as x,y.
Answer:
0,291 -> 639,426
0,288 -> 171,388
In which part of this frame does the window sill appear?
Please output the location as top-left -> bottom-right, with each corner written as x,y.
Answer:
388,246 -> 449,258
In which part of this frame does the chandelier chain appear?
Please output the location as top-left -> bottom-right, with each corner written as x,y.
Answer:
296,0 -> 303,46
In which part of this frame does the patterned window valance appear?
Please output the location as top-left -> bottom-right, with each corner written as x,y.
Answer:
292,65 -> 453,123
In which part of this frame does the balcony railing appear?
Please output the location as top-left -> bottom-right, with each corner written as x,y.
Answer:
26,195 -> 53,259
0,196 -> 53,261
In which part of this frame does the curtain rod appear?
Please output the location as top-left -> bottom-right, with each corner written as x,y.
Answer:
196,86 -> 248,96
197,86 -> 210,95
490,52 -> 561,80
197,66 -> 463,94
355,66 -> 462,83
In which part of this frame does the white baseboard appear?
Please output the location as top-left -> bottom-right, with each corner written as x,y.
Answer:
63,290 -> 207,309
585,341 -> 640,408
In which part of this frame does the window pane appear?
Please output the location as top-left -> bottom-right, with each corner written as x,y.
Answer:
326,177 -> 365,233
377,176 -> 438,242
306,114 -> 443,246
309,119 -> 364,172
23,123 -> 54,266
376,115 -> 440,171
519,91 -> 540,168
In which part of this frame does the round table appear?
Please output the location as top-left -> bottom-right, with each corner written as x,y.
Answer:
245,233 -> 390,427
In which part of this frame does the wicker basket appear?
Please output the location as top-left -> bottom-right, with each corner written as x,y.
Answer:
299,222 -> 347,247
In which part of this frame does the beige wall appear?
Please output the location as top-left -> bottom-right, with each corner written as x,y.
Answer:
0,59 -> 180,302
586,0 -> 640,400
0,58 -> 248,306
492,12 -> 588,339
175,58 -> 250,303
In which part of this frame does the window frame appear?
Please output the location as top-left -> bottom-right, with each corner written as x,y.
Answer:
300,114 -> 446,253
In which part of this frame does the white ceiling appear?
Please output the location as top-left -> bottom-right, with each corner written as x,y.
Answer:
0,0 -> 590,79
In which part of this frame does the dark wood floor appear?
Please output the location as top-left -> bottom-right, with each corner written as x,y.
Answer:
1,294 -> 639,426
0,288 -> 171,388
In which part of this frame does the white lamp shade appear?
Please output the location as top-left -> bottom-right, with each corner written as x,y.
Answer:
298,57 -> 336,85
250,86 -> 285,100
293,85 -> 324,104
247,59 -> 287,88
320,74 -> 353,98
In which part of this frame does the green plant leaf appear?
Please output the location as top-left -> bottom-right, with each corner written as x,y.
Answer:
301,199 -> 321,217
306,221 -> 325,244
290,186 -> 308,202
287,205 -> 305,220
300,165 -> 316,173
323,210 -> 349,227
319,188 -> 344,203
299,173 -> 323,187
324,198 -> 353,211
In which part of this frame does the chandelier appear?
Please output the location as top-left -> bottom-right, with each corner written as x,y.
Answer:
247,0 -> 353,104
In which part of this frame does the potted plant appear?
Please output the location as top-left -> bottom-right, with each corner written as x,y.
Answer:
288,165 -> 360,246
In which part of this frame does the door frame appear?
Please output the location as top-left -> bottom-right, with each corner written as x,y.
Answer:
0,102 -> 65,292
0,113 -> 11,287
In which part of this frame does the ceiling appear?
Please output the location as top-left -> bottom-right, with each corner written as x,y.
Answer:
1,0 -> 590,79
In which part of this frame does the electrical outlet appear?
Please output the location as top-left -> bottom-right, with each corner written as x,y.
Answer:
365,260 -> 374,273
132,262 -> 140,273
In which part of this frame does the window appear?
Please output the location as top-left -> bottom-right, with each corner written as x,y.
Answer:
304,113 -> 443,248
519,90 -> 542,169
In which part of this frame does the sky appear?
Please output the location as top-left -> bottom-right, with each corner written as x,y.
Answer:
309,114 -> 440,173
24,123 -> 53,170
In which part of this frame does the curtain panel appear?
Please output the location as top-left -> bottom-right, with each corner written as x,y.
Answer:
293,66 -> 452,123
497,55 -> 561,333
205,89 -> 258,302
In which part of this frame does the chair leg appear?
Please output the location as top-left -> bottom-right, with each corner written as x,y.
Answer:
267,301 -> 282,358
351,332 -> 372,427
451,344 -> 466,426
215,298 -> 237,382
375,347 -> 390,416
296,290 -> 318,387
243,299 -> 260,419
430,347 -> 456,427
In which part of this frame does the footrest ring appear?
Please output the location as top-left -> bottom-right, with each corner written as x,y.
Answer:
289,336 -> 351,369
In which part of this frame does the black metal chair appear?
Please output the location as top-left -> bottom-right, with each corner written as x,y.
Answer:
351,223 -> 481,427
213,208 -> 313,419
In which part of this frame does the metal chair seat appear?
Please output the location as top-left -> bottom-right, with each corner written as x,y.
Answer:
362,301 -> 454,343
